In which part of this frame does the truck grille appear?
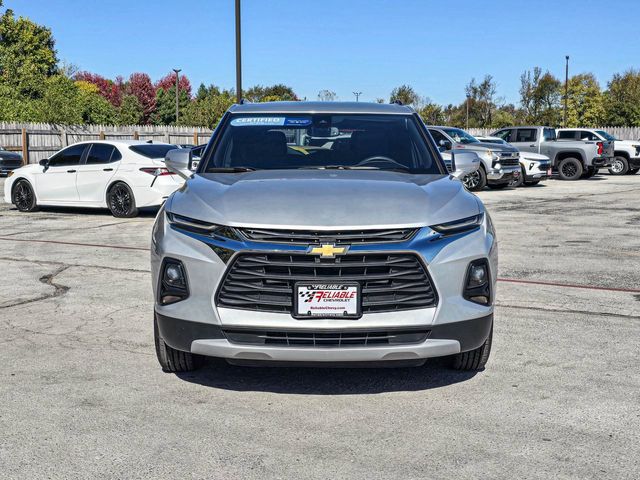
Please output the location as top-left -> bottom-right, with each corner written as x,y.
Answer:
497,152 -> 519,166
237,228 -> 417,245
216,252 -> 437,314
223,329 -> 430,347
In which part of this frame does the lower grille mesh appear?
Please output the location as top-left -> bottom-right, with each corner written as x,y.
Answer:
223,329 -> 430,347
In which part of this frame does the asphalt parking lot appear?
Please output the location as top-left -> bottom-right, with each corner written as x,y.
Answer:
1,175 -> 639,479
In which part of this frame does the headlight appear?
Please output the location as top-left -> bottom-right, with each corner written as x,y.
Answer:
166,212 -> 240,240
431,213 -> 484,235
6,171 -> 13,178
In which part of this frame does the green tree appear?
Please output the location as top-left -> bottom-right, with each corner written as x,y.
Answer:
566,73 -> 605,127
35,75 -> 83,123
418,102 -> 444,125
389,84 -> 420,107
465,75 -> 498,127
117,94 -> 144,125
0,4 -> 58,97
519,67 -> 561,125
76,80 -> 116,124
181,89 -> 234,128
604,70 -> 640,126
155,86 -> 190,125
244,84 -> 298,102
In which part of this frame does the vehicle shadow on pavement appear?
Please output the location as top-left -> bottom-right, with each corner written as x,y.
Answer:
25,205 -> 160,217
176,358 -> 478,394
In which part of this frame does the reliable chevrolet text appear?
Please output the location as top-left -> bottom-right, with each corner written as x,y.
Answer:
151,102 -> 497,372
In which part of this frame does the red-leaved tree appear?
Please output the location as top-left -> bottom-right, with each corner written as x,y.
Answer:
126,73 -> 157,124
155,72 -> 192,98
74,71 -> 123,107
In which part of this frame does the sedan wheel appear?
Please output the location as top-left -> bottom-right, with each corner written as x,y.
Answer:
12,180 -> 39,212
107,182 -> 138,218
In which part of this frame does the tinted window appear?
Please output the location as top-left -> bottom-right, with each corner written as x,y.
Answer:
428,129 -> 450,146
207,114 -> 441,174
129,144 -> 178,159
543,128 -> 556,141
48,144 -> 86,167
596,130 -> 616,141
579,131 -> 599,141
86,144 -> 117,164
493,129 -> 513,142
558,131 -> 577,140
515,129 -> 537,143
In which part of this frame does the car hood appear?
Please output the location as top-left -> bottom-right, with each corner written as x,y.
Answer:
167,170 -> 480,229
615,139 -> 640,148
474,142 -> 519,153
0,151 -> 22,161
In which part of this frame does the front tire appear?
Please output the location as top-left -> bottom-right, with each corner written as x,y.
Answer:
451,325 -> 492,371
463,166 -> 487,191
608,156 -> 629,175
154,314 -> 203,373
12,179 -> 39,212
558,157 -> 583,181
107,182 -> 138,218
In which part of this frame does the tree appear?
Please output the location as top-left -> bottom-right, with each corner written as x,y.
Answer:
519,67 -> 561,125
465,75 -> 499,127
604,70 -> 640,126
76,80 -> 117,124
182,88 -> 235,128
155,85 -> 190,125
117,94 -> 144,125
126,73 -> 156,124
317,89 -> 337,102
389,85 -> 420,107
566,73 -> 605,127
35,75 -> 83,124
418,102 -> 444,125
244,84 -> 298,102
0,5 -> 58,97
75,71 -> 122,107
155,71 -> 192,98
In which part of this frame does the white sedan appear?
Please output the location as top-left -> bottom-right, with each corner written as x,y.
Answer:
4,140 -> 185,217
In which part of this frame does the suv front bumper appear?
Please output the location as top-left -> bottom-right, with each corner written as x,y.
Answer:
487,165 -> 519,184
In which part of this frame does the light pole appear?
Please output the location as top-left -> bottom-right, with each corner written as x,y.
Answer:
465,93 -> 470,130
563,55 -> 569,127
235,0 -> 242,103
353,91 -> 362,102
172,68 -> 181,123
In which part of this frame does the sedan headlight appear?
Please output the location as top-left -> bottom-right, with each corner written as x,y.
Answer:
431,213 -> 484,235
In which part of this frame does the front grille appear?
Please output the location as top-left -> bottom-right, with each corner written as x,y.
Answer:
223,329 -> 430,347
237,227 -> 417,245
216,252 -> 437,314
497,152 -> 519,166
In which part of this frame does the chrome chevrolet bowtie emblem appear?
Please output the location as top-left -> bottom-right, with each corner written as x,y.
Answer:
307,244 -> 349,259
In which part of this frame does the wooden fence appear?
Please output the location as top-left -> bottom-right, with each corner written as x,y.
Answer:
0,122 -> 213,164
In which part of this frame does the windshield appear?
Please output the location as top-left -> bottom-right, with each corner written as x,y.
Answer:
442,128 -> 480,144
204,114 -> 441,174
595,130 -> 617,141
129,144 -> 178,159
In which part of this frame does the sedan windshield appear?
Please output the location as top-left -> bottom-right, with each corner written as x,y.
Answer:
204,114 -> 441,174
442,128 -> 480,145
595,130 -> 617,141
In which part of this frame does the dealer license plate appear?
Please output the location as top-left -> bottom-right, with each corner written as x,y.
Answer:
295,283 -> 360,318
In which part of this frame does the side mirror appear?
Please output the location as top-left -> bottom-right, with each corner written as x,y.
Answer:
439,139 -> 452,151
451,151 -> 480,180
39,159 -> 49,172
165,148 -> 192,180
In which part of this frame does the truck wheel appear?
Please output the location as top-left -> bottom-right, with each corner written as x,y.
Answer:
154,314 -> 203,373
608,156 -> 629,175
107,182 -> 138,218
558,157 -> 583,180
12,179 -> 39,212
451,325 -> 492,371
628,168 -> 639,175
463,166 -> 487,191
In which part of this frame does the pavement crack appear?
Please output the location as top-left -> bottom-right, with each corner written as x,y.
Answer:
0,265 -> 70,309
497,302 -> 640,320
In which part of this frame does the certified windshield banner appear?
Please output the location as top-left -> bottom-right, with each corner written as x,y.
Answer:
231,117 -> 312,127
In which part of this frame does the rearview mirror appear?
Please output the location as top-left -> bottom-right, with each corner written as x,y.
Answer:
451,151 -> 480,180
39,159 -> 49,172
165,148 -> 192,180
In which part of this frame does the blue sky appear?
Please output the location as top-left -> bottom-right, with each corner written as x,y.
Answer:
10,0 -> 640,106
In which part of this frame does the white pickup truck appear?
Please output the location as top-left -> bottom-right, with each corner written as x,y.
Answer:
492,126 -> 614,180
557,128 -> 640,176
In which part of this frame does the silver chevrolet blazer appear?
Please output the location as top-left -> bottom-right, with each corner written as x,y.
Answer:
151,102 -> 497,373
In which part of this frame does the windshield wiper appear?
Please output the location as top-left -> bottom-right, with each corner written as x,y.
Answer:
206,166 -> 256,173
300,165 -> 380,170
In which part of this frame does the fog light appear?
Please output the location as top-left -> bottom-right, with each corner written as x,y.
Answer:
159,259 -> 189,305
464,259 -> 491,305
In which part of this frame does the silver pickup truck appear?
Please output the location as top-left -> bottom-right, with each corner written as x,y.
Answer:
491,126 -> 614,180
